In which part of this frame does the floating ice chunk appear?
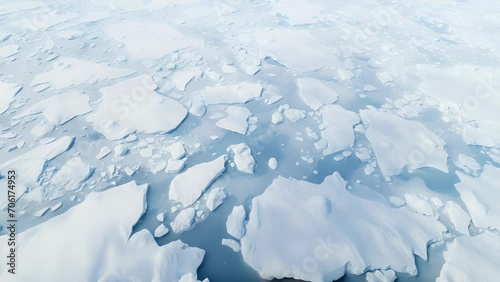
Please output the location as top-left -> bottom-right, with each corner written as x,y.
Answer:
455,165 -> 500,230
271,111 -> 284,124
114,144 -> 129,157
337,69 -> 354,80
363,85 -> 378,92
226,205 -> 246,240
268,158 -> 278,170
205,187 -> 226,212
376,71 -> 394,84
0,181 -> 206,281
227,143 -> 255,174
165,158 -> 187,174
296,78 -> 338,111
0,44 -> 19,58
320,105 -> 360,156
202,83 -> 263,105
0,81 -> 22,114
266,95 -> 283,105
437,232 -> 500,282
34,207 -> 50,217
171,68 -> 202,91
51,202 -> 63,212
31,58 -> 134,90
366,269 -> 397,282
93,75 -> 187,140
240,172 -> 445,282
284,108 -> 306,123
169,155 -> 227,207
15,92 -> 92,125
444,201 -> 471,234
108,22 -> 203,59
171,207 -> 196,233
154,224 -> 170,238
216,106 -> 252,135
360,109 -> 448,178
167,142 -> 186,160
51,157 -> 93,191
96,147 -> 112,160
255,29 -> 339,72
222,238 -> 241,252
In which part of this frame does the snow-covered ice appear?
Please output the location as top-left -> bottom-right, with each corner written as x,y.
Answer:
227,143 -> 255,174
202,83 -> 262,105
437,232 -> 500,282
240,172 -> 445,282
455,165 -> 500,230
169,155 -> 227,207
0,182 -> 205,281
226,205 -> 246,240
361,109 -> 448,178
297,78 -> 338,111
93,75 -> 188,140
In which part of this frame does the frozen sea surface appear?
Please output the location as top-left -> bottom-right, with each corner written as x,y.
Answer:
0,0 -> 499,281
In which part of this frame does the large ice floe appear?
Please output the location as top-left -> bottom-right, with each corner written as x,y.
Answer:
0,182 -> 205,281
240,172 -> 445,282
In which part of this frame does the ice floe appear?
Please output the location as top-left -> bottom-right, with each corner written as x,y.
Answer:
169,155 -> 227,207
0,181 -> 206,281
455,164 -> 500,230
297,78 -> 338,111
437,232 -> 500,282
319,105 -> 360,156
227,143 -> 255,174
240,172 -> 445,281
31,57 -> 134,90
93,75 -> 188,140
360,109 -> 448,178
202,83 -> 263,105
216,106 -> 252,135
108,22 -> 203,59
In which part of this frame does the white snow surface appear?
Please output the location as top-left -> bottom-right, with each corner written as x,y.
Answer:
437,232 -> 500,282
227,143 -> 255,174
455,165 -> 500,230
240,172 -> 445,282
202,83 -> 263,105
31,57 -> 134,90
319,105 -> 360,156
93,75 -> 188,140
297,78 -> 338,111
0,181 -> 205,281
15,92 -> 92,125
226,205 -> 246,240
360,109 -> 449,178
169,155 -> 227,207
108,22 -> 203,59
